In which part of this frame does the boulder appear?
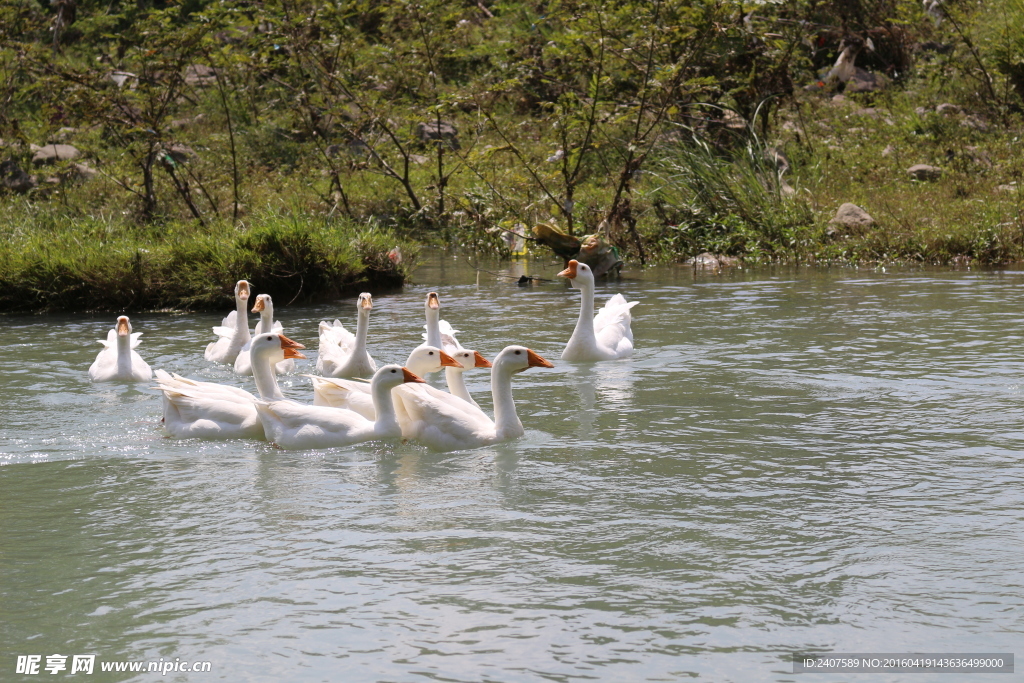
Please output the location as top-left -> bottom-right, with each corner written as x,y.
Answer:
908,164 -> 942,181
935,103 -> 963,116
184,64 -> 217,86
161,144 -> 195,165
31,144 -> 80,166
829,203 -> 875,233
0,159 -> 37,193
415,121 -> 460,149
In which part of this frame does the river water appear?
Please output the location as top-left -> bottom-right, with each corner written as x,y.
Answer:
1,256 -> 1021,682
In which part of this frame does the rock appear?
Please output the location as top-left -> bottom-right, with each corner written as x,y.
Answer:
936,103 -> 963,116
908,164 -> 942,181
0,159 -> 37,193
184,64 -> 217,87
50,127 -> 79,142
162,144 -> 195,165
169,114 -> 203,130
961,115 -> 988,132
63,163 -> 97,183
325,144 -> 341,158
829,203 -> 875,232
409,154 -> 429,165
31,144 -> 81,166
997,184 -> 1018,193
686,253 -> 739,268
914,106 -> 930,116
881,144 -> 895,157
415,121 -> 460,149
766,148 -> 789,174
845,68 -> 887,93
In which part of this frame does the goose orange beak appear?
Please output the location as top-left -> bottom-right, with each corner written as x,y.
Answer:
427,292 -> 440,310
116,316 -> 130,335
473,351 -> 492,368
557,260 -> 578,279
402,367 -> 426,383
360,294 -> 373,311
279,333 -> 306,359
439,350 -> 463,368
527,349 -> 554,368
251,296 -> 265,313
236,280 -> 250,300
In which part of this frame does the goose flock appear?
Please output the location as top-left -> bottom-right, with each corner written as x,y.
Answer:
89,259 -> 637,452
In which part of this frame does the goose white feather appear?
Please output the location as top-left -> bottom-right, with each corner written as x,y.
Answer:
255,364 -> 425,450
420,291 -> 462,354
234,294 -> 295,375
205,280 -> 252,364
557,260 -> 637,361
156,333 -> 306,439
397,345 -> 554,452
309,345 -> 463,420
316,292 -> 377,378
88,316 -> 152,382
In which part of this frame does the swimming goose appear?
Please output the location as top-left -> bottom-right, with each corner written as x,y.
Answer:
89,316 -> 152,382
317,292 -> 377,378
558,260 -> 637,361
205,280 -> 252,364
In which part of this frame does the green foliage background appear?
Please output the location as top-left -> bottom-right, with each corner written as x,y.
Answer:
2,0 -> 1024,310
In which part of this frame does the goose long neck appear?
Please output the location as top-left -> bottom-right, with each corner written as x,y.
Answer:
425,308 -> 441,349
445,367 -> 474,405
116,334 -> 132,374
235,295 -> 251,339
260,305 -> 274,332
354,309 -> 369,352
251,351 -> 286,400
370,376 -> 399,432
491,364 -> 523,439
573,280 -> 597,341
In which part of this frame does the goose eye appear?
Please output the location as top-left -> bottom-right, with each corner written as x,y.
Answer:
514,350 -> 521,355
428,351 -> 434,355
391,369 -> 396,373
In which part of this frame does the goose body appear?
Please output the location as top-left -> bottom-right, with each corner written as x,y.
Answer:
317,293 -> 377,378
558,260 -> 637,361
421,291 -> 462,354
205,280 -> 252,364
234,294 -> 295,375
397,346 -> 554,452
157,333 -> 306,440
309,346 -> 462,420
88,316 -> 152,382
255,364 -> 424,450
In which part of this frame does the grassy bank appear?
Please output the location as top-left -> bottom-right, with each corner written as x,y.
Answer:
2,0 -> 1024,311
0,211 -> 411,312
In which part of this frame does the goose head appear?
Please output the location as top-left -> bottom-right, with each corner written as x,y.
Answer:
405,345 -> 462,376
449,349 -> 491,372
358,292 -> 373,314
374,364 -> 427,390
250,332 -> 306,365
251,294 -> 273,316
494,345 -> 554,374
557,259 -> 594,290
426,291 -> 440,311
235,279 -> 251,302
116,316 -> 132,336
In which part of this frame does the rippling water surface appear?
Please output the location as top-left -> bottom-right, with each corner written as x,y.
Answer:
2,257 -> 1022,682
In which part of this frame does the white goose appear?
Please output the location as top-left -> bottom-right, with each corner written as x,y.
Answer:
398,345 -> 554,452
443,348 -> 492,408
89,316 -> 152,382
308,345 -> 462,420
234,294 -> 295,375
557,259 -> 637,361
421,291 -> 462,354
156,333 -> 306,439
205,280 -> 252,364
317,292 -> 377,378
255,363 -> 426,450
